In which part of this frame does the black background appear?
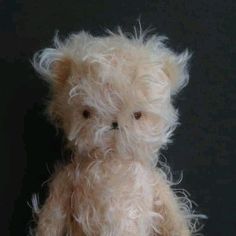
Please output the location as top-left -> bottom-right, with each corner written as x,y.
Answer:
0,0 -> 235,235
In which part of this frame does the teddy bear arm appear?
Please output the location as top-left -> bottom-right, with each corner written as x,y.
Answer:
154,176 -> 191,236
35,164 -> 74,236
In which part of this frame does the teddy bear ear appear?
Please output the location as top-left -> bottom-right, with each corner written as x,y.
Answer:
161,50 -> 191,95
32,36 -> 75,85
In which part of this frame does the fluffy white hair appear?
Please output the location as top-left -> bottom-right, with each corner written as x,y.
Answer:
31,28 -> 205,236
33,28 -> 190,93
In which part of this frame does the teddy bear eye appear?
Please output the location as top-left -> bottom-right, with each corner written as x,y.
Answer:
133,111 -> 142,120
82,109 -> 91,119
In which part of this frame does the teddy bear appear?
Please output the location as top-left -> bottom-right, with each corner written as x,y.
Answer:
31,28 -> 203,236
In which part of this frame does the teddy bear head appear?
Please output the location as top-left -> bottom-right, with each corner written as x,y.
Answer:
33,30 -> 190,163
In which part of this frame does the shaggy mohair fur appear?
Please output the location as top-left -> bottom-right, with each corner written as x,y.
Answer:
31,28 -> 203,236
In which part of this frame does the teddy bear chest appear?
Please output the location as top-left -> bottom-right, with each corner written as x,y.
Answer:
71,159 -> 156,223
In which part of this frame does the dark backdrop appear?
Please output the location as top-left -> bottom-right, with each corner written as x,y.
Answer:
0,0 -> 235,235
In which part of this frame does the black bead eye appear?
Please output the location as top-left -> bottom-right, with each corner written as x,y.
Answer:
82,109 -> 91,119
133,111 -> 142,120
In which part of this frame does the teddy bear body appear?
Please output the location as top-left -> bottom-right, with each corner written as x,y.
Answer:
36,155 -> 189,236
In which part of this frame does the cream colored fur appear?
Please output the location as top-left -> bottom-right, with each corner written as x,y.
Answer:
31,28 -> 204,236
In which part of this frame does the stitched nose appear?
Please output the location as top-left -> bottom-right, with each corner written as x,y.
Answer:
112,121 -> 118,130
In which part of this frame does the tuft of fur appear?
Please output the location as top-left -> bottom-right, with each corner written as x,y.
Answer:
31,27 -> 205,236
